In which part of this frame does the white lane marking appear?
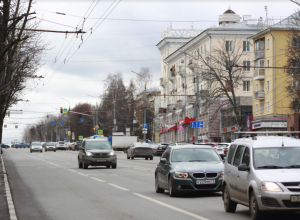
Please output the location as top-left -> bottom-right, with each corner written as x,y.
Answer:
109,184 -> 129,191
90,177 -> 105,182
68,169 -> 77,173
133,193 -> 209,220
78,173 -> 87,176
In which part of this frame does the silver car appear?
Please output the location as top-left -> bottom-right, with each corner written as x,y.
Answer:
127,142 -> 153,160
30,142 -> 43,153
223,136 -> 300,220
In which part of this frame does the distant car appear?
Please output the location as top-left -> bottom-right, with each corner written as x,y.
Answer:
30,142 -> 43,153
14,142 -> 19,148
66,142 -> 73,150
214,143 -> 231,159
56,141 -> 67,150
45,142 -> 56,152
1,143 -> 10,149
18,142 -> 28,148
72,141 -> 82,151
157,143 -> 170,156
155,144 -> 224,197
78,138 -> 116,169
127,142 -> 153,160
149,143 -> 160,155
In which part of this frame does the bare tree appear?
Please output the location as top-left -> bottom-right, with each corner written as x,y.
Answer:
135,67 -> 153,94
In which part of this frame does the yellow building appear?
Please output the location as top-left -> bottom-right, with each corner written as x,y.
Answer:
249,17 -> 293,131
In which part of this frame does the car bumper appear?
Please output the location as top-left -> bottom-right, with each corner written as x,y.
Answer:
84,155 -> 117,166
31,148 -> 42,152
256,189 -> 300,211
45,147 -> 56,151
132,152 -> 153,158
172,176 -> 223,193
56,147 -> 67,150
156,150 -> 165,155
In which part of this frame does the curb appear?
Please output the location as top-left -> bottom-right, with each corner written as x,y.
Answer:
1,156 -> 18,220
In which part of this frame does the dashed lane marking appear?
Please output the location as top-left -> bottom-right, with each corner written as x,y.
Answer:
109,184 -> 129,191
78,173 -> 87,176
133,193 -> 209,220
90,177 -> 105,182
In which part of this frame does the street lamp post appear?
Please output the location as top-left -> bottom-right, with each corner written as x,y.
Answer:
132,70 -> 147,142
87,94 -> 99,135
61,98 -> 71,142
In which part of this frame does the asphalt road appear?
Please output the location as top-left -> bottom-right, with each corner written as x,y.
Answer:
2,148 -> 300,220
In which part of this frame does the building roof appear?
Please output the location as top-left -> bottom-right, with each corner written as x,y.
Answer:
224,9 -> 236,14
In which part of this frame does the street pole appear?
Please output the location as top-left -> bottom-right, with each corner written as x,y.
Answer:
62,98 -> 71,142
195,71 -> 200,144
143,83 -> 146,142
87,94 -> 98,135
51,124 -> 53,142
113,101 -> 116,132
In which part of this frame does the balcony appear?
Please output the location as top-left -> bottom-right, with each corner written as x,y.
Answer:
167,104 -> 176,112
160,78 -> 167,88
178,65 -> 186,77
254,50 -> 265,60
254,90 -> 265,100
254,69 -> 265,80
169,71 -> 176,83
188,95 -> 196,104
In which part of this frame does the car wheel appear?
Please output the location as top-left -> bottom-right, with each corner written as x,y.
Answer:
54,150 -> 56,152
106,165 -> 110,168
45,150 -> 47,152
155,174 -> 164,193
150,157 -> 153,160
127,154 -> 130,159
145,157 -> 148,160
223,185 -> 237,213
112,164 -> 117,169
168,177 -> 177,197
250,191 -> 263,220
78,159 -> 83,168
30,151 -> 32,153
83,159 -> 88,169
131,156 -> 134,160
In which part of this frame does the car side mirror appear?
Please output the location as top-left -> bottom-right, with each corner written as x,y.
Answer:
238,163 -> 250,172
160,158 -> 167,164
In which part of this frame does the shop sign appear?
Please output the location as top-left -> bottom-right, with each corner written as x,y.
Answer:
252,122 -> 287,129
227,125 -> 239,132
246,115 -> 253,131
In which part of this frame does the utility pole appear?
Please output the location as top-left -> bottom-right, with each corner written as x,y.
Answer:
87,94 -> 98,135
113,101 -> 116,132
194,69 -> 200,144
62,98 -> 71,142
51,124 -> 53,142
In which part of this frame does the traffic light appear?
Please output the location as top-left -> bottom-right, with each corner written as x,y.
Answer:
60,107 -> 63,113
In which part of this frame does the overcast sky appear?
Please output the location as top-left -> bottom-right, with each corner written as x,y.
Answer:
2,0 -> 298,143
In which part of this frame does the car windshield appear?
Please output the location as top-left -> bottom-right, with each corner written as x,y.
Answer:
32,142 -> 41,146
85,141 -> 111,150
171,148 -> 221,162
254,147 -> 300,169
47,143 -> 55,146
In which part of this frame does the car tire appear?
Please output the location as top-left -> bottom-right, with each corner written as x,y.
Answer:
83,159 -> 88,169
30,151 -> 32,153
106,165 -> 110,168
250,191 -> 263,220
168,177 -> 177,197
127,154 -> 130,159
223,185 -> 237,213
145,157 -> 148,160
54,150 -> 56,152
150,157 -> 153,160
131,156 -> 134,160
155,174 -> 164,193
78,159 -> 83,169
45,150 -> 47,152
112,164 -> 117,169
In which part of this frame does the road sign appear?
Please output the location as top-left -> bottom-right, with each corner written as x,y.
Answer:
65,128 -> 68,131
142,124 -> 148,129
98,130 -> 103,135
79,136 -> 83,140
60,121 -> 64,125
190,121 -> 204,128
142,130 -> 147,134
64,137 -> 67,141
95,125 -> 99,129
51,121 -> 55,125
80,118 -> 84,123
68,131 -> 71,136
72,137 -> 75,140
72,132 -> 75,136
63,108 -> 68,113
126,128 -> 130,136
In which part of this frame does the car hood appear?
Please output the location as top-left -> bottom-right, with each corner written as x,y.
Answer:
172,161 -> 224,173
86,149 -> 112,154
256,169 -> 300,182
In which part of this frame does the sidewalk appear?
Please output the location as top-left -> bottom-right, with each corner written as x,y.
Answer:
0,156 -> 10,220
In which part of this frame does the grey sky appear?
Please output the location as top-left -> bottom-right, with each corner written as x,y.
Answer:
2,0 -> 297,143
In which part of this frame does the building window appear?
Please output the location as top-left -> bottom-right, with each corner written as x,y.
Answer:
267,101 -> 270,112
243,61 -> 251,71
255,104 -> 258,114
255,84 -> 258,92
267,80 -> 270,91
243,81 -> 250,92
260,102 -> 264,114
267,38 -> 270,50
226,41 -> 233,51
267,59 -> 270,69
243,41 -> 250,52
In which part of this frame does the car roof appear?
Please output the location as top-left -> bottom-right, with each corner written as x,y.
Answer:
233,136 -> 300,148
169,145 -> 213,150
84,139 -> 108,142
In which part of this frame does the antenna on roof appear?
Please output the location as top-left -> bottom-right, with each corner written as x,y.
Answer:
265,6 -> 269,25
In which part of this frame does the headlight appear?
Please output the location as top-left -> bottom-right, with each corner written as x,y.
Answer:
261,182 -> 282,192
85,152 -> 93,156
109,151 -> 115,156
174,172 -> 189,178
220,172 -> 224,178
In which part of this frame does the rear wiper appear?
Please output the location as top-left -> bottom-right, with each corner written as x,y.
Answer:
284,165 -> 300,168
189,160 -> 207,162
257,165 -> 284,169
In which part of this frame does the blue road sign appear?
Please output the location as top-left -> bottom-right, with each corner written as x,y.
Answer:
80,118 -> 84,123
51,121 -> 55,125
190,121 -> 204,128
60,121 -> 64,125
143,124 -> 148,129
64,137 -> 67,141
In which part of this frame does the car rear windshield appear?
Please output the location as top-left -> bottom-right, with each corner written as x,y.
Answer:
58,141 -> 64,144
254,147 -> 300,169
32,142 -> 41,146
171,148 -> 220,162
216,144 -> 229,148
85,141 -> 111,150
47,143 -> 55,146
135,143 -> 151,147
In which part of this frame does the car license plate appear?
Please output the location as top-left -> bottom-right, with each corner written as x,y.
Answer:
291,195 -> 300,202
196,180 -> 215,185
158,147 -> 162,149
217,149 -> 222,151
97,159 -> 106,162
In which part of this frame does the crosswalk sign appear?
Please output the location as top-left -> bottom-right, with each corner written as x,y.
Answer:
63,108 -> 68,113
98,130 -> 103,135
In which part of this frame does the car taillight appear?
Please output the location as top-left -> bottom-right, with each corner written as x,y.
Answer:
224,148 -> 228,150
214,147 -> 217,150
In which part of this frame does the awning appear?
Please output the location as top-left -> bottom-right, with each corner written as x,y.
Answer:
179,117 -> 196,125
169,125 -> 177,131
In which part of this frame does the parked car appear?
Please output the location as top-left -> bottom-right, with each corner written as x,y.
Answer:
30,142 -> 43,153
72,141 -> 82,151
155,144 -> 224,197
45,142 -> 56,152
223,135 -> 300,220
213,143 -> 231,159
1,143 -> 10,149
56,141 -> 67,150
127,142 -> 153,160
78,138 -> 116,169
157,143 -> 170,156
